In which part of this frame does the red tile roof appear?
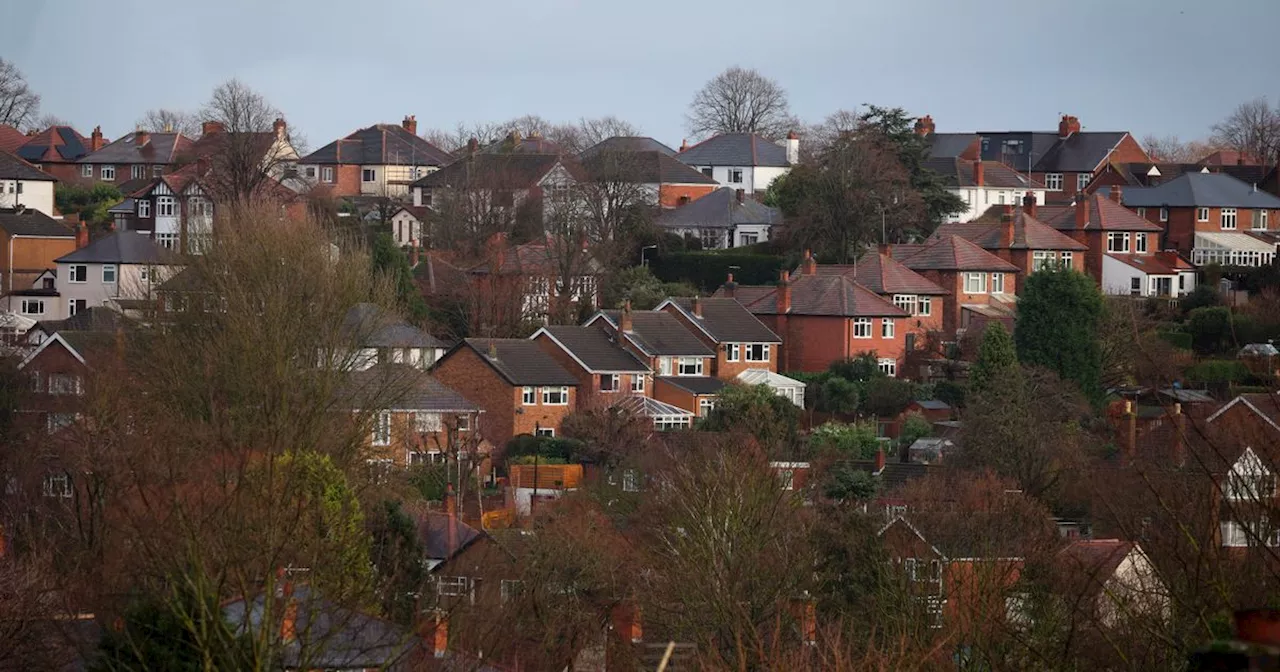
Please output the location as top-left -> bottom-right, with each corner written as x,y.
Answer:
0,124 -> 26,153
1107,252 -> 1194,275
1040,194 -> 1163,232
716,273 -> 908,318
1057,539 -> 1135,598
811,254 -> 950,296
896,235 -> 1020,272
936,212 -> 1087,251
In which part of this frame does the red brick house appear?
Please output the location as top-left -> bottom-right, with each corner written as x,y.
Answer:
431,338 -> 580,446
12,126 -> 101,183
579,137 -> 721,208
715,252 -> 911,375
889,236 -> 1020,341
298,117 -> 453,198
935,196 -> 1088,293
654,296 -> 782,380
1119,172 -> 1280,266
803,253 -> 949,352
76,130 -> 194,185
531,324 -> 651,399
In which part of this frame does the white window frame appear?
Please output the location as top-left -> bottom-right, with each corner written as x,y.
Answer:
100,165 -> 115,181
725,343 -> 740,362
80,164 -> 92,178
622,469 -> 640,492
677,357 -> 704,376
1197,207 -> 1209,222
42,473 -> 72,498
156,196 -> 175,217
436,576 -> 470,597
727,168 -> 743,184
46,412 -> 76,434
892,294 -> 915,314
852,318 -> 873,339
698,397 -> 716,417
881,319 -> 895,339
137,199 -> 150,218
48,374 -> 82,396
1221,207 -> 1237,230
69,265 -> 87,283
131,164 -> 146,180
521,387 -> 535,405
599,373 -> 620,393
1253,209 -> 1269,231
541,386 -> 569,405
102,264 -> 117,284
1136,207 -> 1146,218
917,297 -> 931,316
1076,172 -> 1092,190
371,410 -> 392,446
878,358 -> 897,377
1159,207 -> 1169,222
362,168 -> 377,183
535,427 -> 555,437
1044,173 -> 1063,191
1061,252 -> 1073,268
1032,251 -> 1052,272
1135,233 -> 1147,253
659,357 -> 672,376
1107,232 -> 1131,253
322,166 -> 334,183
745,343 -> 769,362
20,299 -> 44,315
631,374 -> 645,393
991,273 -> 1005,294
963,272 -> 986,294
414,412 -> 442,434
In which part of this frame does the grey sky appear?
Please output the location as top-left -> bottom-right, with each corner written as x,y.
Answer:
6,0 -> 1278,150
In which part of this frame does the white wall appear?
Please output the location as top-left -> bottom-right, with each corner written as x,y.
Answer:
696,166 -> 790,195
391,211 -> 422,246
950,188 -> 1048,222
54,262 -> 163,319
1101,254 -> 1147,296
0,180 -> 56,216
734,223 -> 772,247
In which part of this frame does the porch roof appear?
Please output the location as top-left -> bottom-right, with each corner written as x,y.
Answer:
1193,231 -> 1275,253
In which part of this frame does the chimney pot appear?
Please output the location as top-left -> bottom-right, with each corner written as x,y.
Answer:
402,115 -> 417,136
273,117 -> 287,139
76,222 -> 89,249
134,130 -> 149,147
201,120 -> 224,137
620,301 -> 634,333
914,115 -> 936,136
466,137 -> 479,154
90,126 -> 105,152
801,249 -> 817,275
679,138 -> 688,152
722,273 -> 737,299
1058,114 -> 1081,139
777,270 -> 792,313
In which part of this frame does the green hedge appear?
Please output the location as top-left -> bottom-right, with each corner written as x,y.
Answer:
650,251 -> 786,291
1184,360 -> 1250,385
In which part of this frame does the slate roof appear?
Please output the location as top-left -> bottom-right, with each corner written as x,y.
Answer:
580,136 -> 677,158
1038,194 -> 1164,232
1114,162 -> 1274,188
925,133 -> 980,159
974,131 -> 1132,173
0,150 -> 55,181
421,511 -> 485,562
676,133 -> 791,167
655,375 -> 726,395
459,338 -> 579,386
1121,172 -> 1280,209
0,207 -> 74,237
655,187 -> 780,230
537,325 -> 649,372
341,303 -> 447,349
582,150 -> 718,186
224,586 -> 420,670
0,124 -> 25,153
719,273 -> 909,318
55,231 -> 171,264
414,153 -> 585,190
914,399 -> 951,411
923,158 -> 1045,189
812,254 -> 950,296
895,235 -> 1021,272
300,124 -> 453,167
78,131 -> 193,165
340,365 -> 478,412
661,297 -> 781,343
31,306 -> 128,336
596,310 -> 714,356
934,214 -> 1087,251
16,126 -> 90,163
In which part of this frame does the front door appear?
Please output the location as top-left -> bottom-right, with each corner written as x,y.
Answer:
1153,276 -> 1173,297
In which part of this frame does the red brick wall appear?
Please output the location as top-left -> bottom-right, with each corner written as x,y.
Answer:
22,341 -> 90,415
762,314 -> 907,374
659,184 -> 718,207
363,410 -> 479,466
433,346 -> 516,446
654,305 -> 776,380
653,379 -> 697,414
1110,134 -> 1152,164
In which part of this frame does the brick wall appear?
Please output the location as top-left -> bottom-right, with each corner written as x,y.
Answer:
658,184 -> 717,207
433,347 -> 517,447
3,236 -> 76,278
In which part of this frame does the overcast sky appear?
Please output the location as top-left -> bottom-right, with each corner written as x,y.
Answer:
7,0 -> 1278,150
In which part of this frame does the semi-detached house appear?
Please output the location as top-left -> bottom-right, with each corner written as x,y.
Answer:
891,236 -> 1020,340
52,231 -> 177,320
0,150 -> 56,216
935,196 -> 1088,294
675,132 -> 798,196
299,116 -> 453,198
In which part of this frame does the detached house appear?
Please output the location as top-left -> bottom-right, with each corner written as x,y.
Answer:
52,231 -> 176,320
716,252 -> 910,375
586,305 -> 721,416
935,196 -> 1088,293
579,137 -> 720,207
654,187 -> 781,249
432,338 -> 580,445
76,129 -> 193,185
1120,172 -> 1280,267
1040,191 -> 1195,298
0,150 -> 56,215
532,325 -> 651,398
923,158 -> 1047,222
13,125 -> 99,183
340,303 -> 447,370
810,253 -> 950,342
890,236 -> 1020,339
410,152 -> 586,228
299,117 -> 453,198
675,132 -> 798,195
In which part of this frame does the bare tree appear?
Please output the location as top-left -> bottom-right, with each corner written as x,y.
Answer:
686,66 -> 798,140
198,79 -> 300,203
1140,134 -> 1225,163
1211,97 -> 1280,165
0,59 -> 40,130
136,108 -> 201,136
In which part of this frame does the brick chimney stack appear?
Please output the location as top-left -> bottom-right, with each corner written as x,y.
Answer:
466,137 -> 479,155
76,220 -> 88,249
1074,194 -> 1089,229
1022,192 -> 1038,218
201,120 -> 224,137
801,249 -> 817,275
1109,186 -> 1123,204
134,129 -> 150,147
777,269 -> 792,314
402,115 -> 417,135
273,117 -> 287,139
679,138 -> 689,152
913,115 -> 936,136
973,160 -> 985,187
722,273 -> 736,299
620,300 -> 634,333
1000,207 -> 1015,249
692,295 -> 703,318
735,189 -> 745,203
417,610 -> 449,659
90,126 -> 104,152
1058,114 -> 1081,139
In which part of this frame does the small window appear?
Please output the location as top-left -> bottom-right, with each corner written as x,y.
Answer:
102,265 -> 116,283
725,343 -> 740,362
362,168 -> 376,182
1032,250 -> 1052,271
69,299 -> 86,315
878,358 -> 897,377
521,386 -> 535,405
745,343 -> 769,362
1044,173 -> 1063,191
1197,207 -> 1209,222
101,165 -> 115,181
42,473 -> 72,498
69,265 -> 87,283
1076,172 -> 1092,190
917,297 -> 931,316
893,294 -> 915,314
535,427 -> 555,437
137,200 -> 150,218
599,373 -> 619,393
963,272 -> 986,293
322,166 -> 334,183
541,386 -> 569,405
853,318 -> 872,339
456,414 -> 471,431
436,576 -> 470,597
47,413 -> 76,435
1159,207 -> 1169,222
132,165 -> 146,180
1252,210 -> 1269,231
631,374 -> 645,393
700,167 -> 713,177
1135,234 -> 1147,253
677,358 -> 703,376
622,469 -> 640,492
1221,207 -> 1237,230
48,374 -> 81,396
20,299 -> 44,315
80,164 -> 91,178
1061,252 -> 1073,268
1130,277 -> 1142,295
991,273 -> 1005,294
371,410 -> 392,446
414,412 -> 442,433
152,165 -> 163,177
1136,207 -> 1146,218
728,169 -> 743,184
698,397 -> 716,417
157,196 -> 175,217
1107,232 -> 1131,253
881,318 -> 895,339
305,166 -> 317,178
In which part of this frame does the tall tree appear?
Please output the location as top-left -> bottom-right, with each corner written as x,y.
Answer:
859,106 -> 965,232
198,79 -> 299,203
1212,97 -> 1280,165
1014,269 -> 1105,404
137,108 -> 201,137
686,67 -> 797,140
1140,134 -> 1222,163
0,58 -> 40,129
969,322 -> 1018,395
